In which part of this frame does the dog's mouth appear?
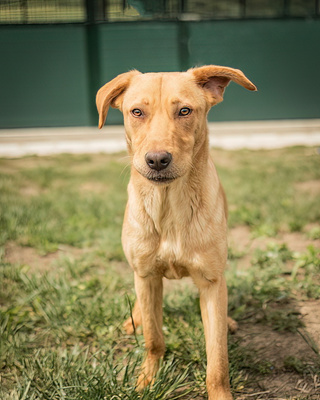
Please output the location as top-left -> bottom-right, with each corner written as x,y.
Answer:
147,175 -> 177,184
142,170 -> 180,185
133,160 -> 182,185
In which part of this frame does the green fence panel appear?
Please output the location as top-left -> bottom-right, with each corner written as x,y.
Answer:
188,19 -> 320,121
0,19 -> 319,128
96,22 -> 181,125
0,25 -> 90,128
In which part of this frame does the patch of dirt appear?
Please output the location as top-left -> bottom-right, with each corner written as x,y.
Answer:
299,300 -> 320,350
3,242 -> 85,274
229,226 -> 252,250
228,225 -> 320,339
19,184 -> 43,197
237,321 -> 318,368
235,320 -> 320,399
228,227 -> 320,399
229,225 -> 320,255
296,180 -> 320,196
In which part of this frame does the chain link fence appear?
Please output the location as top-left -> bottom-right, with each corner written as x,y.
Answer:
0,0 -> 85,23
0,0 -> 319,24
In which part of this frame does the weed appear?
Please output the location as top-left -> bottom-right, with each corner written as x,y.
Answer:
292,246 -> 320,299
307,226 -> 320,240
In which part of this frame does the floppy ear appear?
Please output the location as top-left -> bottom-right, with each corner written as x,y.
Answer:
189,65 -> 257,106
96,70 -> 141,129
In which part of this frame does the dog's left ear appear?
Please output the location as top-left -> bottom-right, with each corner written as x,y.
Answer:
96,70 -> 141,129
189,65 -> 257,106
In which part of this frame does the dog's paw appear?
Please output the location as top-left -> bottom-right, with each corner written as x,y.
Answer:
136,373 -> 154,391
208,388 -> 233,400
227,317 -> 238,334
123,317 -> 135,335
136,356 -> 161,392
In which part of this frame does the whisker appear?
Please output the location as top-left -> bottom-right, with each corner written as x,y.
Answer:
120,162 -> 131,179
119,155 -> 131,162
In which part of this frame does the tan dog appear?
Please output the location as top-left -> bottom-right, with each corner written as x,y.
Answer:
96,66 -> 256,400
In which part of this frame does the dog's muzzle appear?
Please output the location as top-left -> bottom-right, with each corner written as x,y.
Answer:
142,151 -> 178,184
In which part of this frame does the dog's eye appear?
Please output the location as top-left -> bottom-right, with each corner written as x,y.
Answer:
179,107 -> 192,116
131,109 -> 143,117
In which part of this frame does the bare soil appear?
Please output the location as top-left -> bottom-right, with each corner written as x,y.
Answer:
296,180 -> 320,196
235,317 -> 320,399
4,241 -> 85,274
229,225 -> 320,256
228,226 -> 320,399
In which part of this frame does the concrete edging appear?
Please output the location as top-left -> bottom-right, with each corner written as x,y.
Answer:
0,119 -> 320,157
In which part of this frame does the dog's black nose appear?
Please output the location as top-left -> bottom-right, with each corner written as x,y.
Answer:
145,151 -> 172,171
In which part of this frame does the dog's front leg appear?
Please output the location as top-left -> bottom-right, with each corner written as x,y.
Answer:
197,275 -> 233,400
134,272 -> 165,391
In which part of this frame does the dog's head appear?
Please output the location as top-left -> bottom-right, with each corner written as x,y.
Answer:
96,66 -> 256,185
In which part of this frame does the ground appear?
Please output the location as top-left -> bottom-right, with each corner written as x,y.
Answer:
230,226 -> 320,399
3,227 -> 320,399
0,147 -> 319,399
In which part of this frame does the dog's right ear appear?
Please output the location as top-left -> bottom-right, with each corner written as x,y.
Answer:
96,70 -> 141,129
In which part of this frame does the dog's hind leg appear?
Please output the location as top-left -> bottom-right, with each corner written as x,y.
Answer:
123,300 -> 142,334
227,316 -> 238,334
134,273 -> 165,391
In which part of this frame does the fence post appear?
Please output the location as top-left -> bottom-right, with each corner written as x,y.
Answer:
178,21 -> 190,71
85,0 -> 104,126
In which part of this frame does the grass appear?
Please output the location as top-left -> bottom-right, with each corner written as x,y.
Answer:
0,147 -> 320,399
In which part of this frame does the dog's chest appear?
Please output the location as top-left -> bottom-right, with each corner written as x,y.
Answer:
156,236 -> 190,279
143,189 -> 208,277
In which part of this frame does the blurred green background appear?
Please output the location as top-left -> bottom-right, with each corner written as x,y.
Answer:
0,0 -> 319,128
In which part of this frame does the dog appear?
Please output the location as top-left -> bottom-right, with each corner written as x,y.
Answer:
96,65 -> 256,399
